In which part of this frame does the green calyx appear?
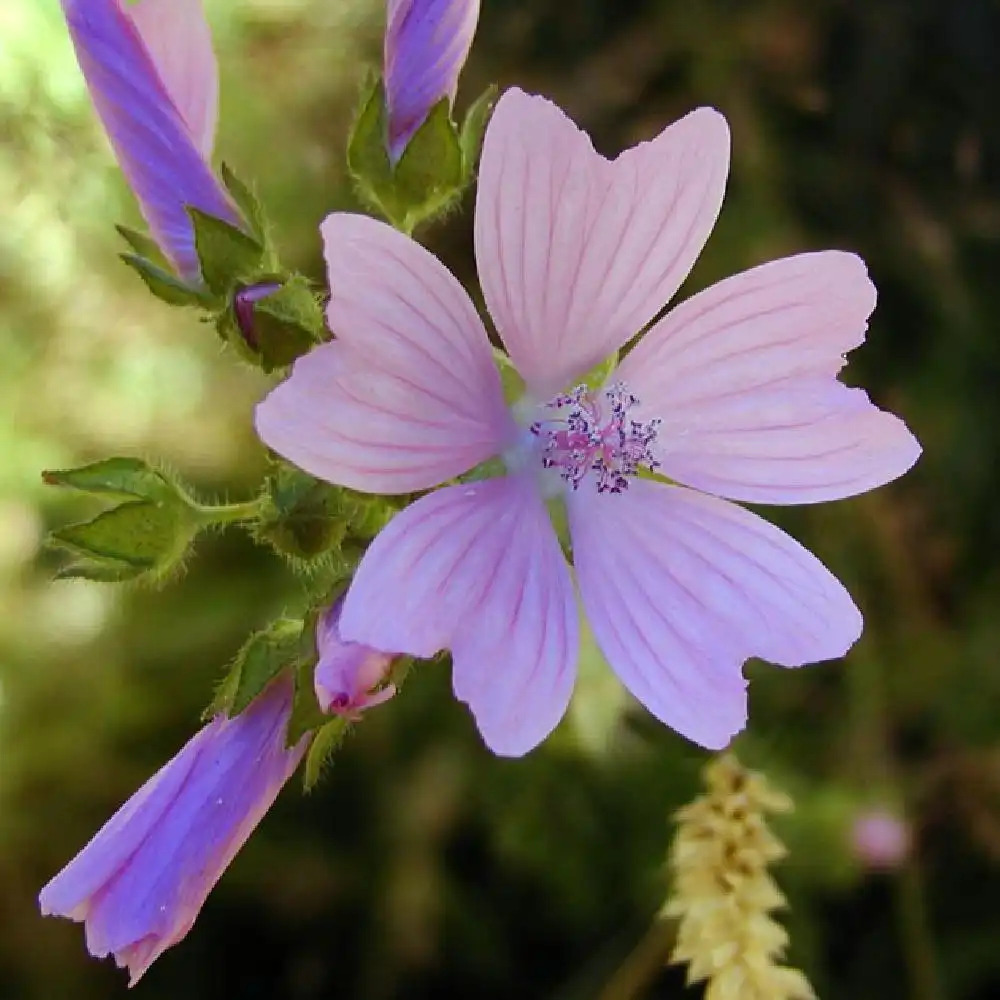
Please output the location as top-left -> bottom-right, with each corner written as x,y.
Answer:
117,165 -> 325,371
348,76 -> 497,234
254,464 -> 397,573
220,275 -> 327,373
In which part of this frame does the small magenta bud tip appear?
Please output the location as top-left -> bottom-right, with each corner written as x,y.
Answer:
233,281 -> 282,349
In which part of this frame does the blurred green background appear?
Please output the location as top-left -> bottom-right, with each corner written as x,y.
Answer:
2,0 -> 999,997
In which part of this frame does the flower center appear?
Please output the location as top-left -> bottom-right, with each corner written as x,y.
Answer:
529,382 -> 661,493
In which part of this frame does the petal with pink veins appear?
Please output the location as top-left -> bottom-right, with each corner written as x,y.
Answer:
128,0 -> 220,159
616,252 -> 921,504
568,480 -> 862,749
255,214 -> 516,494
340,477 -> 578,756
475,88 -> 729,396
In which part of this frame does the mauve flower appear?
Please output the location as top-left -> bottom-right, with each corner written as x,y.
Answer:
255,88 -> 921,757
384,0 -> 481,160
850,808 -> 910,870
39,677 -> 305,984
314,597 -> 397,717
61,0 -> 240,281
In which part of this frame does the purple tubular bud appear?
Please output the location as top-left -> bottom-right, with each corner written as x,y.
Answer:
384,0 -> 481,161
60,0 -> 241,282
234,282 -> 282,350
38,677 -> 305,985
314,597 -> 396,718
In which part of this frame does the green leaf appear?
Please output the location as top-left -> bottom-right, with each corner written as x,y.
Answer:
302,717 -> 350,792
214,619 -> 309,717
43,459 -> 206,584
188,207 -> 264,296
460,85 -> 498,175
116,225 -> 166,264
42,457 -> 181,504
55,555 -> 148,583
220,162 -> 268,243
393,97 -> 464,224
50,500 -> 194,571
120,253 -> 208,307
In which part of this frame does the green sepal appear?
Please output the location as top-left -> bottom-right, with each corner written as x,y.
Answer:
567,616 -> 629,756
116,224 -> 167,265
42,457 -> 183,504
49,500 -> 197,580
580,351 -> 620,391
212,618 -> 311,717
287,651 -> 327,745
214,308 -> 241,350
246,277 -> 326,372
338,490 -> 397,541
220,162 -> 268,245
459,85 -> 498,175
347,76 -> 467,232
493,346 -> 526,406
257,465 -> 350,566
347,75 -> 394,219
120,253 -> 210,308
392,97 -> 464,225
187,207 -> 265,297
302,717 -> 350,792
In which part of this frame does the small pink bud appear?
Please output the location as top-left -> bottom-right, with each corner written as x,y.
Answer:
850,808 -> 910,870
314,597 -> 396,718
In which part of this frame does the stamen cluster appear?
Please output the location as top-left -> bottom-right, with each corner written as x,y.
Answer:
530,382 -> 661,493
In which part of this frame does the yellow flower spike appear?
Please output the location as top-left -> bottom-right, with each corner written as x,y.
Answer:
664,754 -> 816,1000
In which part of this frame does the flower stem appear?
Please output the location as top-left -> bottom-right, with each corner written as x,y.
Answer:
596,919 -> 675,1000
895,853 -> 946,1000
193,496 -> 266,527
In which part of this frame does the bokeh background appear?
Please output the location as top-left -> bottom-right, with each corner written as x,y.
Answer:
2,0 -> 1000,997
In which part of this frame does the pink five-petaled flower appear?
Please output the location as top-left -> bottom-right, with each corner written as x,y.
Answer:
314,597 -> 397,718
61,0 -> 240,282
384,0 -> 481,161
255,88 -> 921,757
39,677 -> 305,984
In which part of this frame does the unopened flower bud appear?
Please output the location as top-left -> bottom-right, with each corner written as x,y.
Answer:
384,0 -> 481,160
61,0 -> 240,282
39,677 -> 305,984
314,597 -> 396,718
